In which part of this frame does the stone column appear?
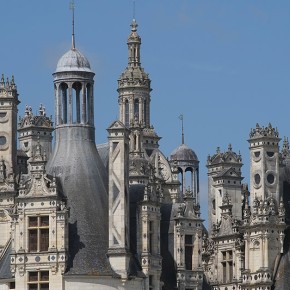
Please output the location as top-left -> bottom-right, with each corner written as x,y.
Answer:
245,236 -> 249,270
182,169 -> 186,196
81,83 -> 86,123
56,84 -> 61,125
89,84 -> 94,125
76,87 -> 80,123
260,236 -> 263,268
62,86 -> 67,124
264,234 -> 268,268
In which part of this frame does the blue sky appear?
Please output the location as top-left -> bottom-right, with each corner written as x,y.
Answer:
1,1 -> 290,221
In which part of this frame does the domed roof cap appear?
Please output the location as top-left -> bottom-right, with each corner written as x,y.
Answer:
55,48 -> 92,73
170,143 -> 199,162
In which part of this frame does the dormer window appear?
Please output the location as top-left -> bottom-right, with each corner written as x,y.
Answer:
28,216 -> 49,252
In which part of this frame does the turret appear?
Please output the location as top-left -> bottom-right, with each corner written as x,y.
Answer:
207,144 -> 243,236
248,123 -> 281,204
0,74 -> 20,176
18,104 -> 54,159
46,22 -> 111,275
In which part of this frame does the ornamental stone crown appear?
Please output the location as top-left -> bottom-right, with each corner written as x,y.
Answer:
0,74 -> 18,100
18,104 -> 53,129
249,123 -> 279,139
207,144 -> 242,166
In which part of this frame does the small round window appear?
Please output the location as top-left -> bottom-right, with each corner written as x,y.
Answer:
267,173 -> 275,184
0,112 -> 6,118
267,152 -> 274,157
0,136 -> 6,145
254,151 -> 260,158
254,174 -> 261,185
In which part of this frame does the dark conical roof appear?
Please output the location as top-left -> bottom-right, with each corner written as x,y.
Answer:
46,127 -> 112,275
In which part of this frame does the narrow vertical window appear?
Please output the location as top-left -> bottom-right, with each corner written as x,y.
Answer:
185,235 -> 193,270
221,250 -> 233,283
125,100 -> 129,127
73,82 -> 81,123
148,221 -> 153,254
134,98 -> 139,119
61,83 -> 68,124
144,100 -> 147,125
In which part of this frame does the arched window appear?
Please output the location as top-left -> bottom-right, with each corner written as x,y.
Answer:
134,98 -> 139,119
72,82 -> 82,123
60,83 -> 68,124
144,100 -> 147,125
185,168 -> 193,192
178,167 -> 183,194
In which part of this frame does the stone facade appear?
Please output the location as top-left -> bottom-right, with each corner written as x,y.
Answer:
203,124 -> 288,290
0,14 -> 290,290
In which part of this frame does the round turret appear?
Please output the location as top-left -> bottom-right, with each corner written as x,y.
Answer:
169,143 -> 199,202
47,38 -> 111,274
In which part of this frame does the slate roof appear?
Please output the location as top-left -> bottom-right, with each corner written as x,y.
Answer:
96,143 -> 109,170
170,143 -> 198,162
47,127 -> 112,276
273,227 -> 290,289
0,240 -> 12,279
160,203 -> 177,289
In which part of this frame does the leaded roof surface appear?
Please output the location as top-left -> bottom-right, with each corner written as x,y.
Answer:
55,48 -> 92,73
170,143 -> 198,162
46,128 -> 112,275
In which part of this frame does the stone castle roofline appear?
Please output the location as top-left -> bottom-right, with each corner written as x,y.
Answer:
18,104 -> 54,131
0,74 -> 20,104
207,144 -> 243,167
248,123 -> 280,140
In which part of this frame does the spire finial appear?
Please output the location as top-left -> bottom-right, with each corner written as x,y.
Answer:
179,114 -> 184,144
133,0 -> 136,20
130,18 -> 138,32
70,0 -> 75,49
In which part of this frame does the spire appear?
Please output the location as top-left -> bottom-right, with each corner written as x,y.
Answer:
70,0 -> 75,50
127,18 -> 141,67
179,114 -> 184,144
133,0 -> 136,19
